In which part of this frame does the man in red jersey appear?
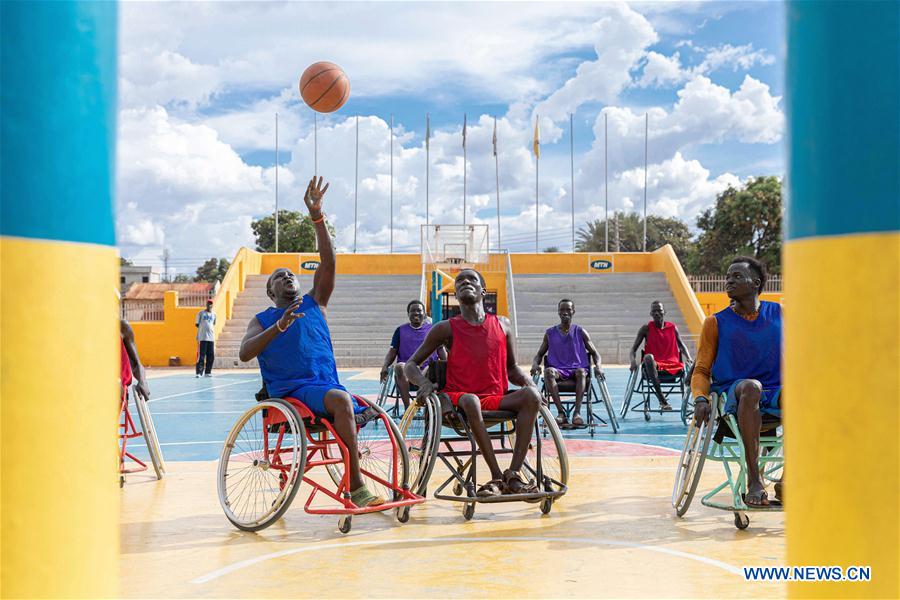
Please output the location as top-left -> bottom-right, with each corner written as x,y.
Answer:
405,268 -> 542,497
629,301 -> 692,410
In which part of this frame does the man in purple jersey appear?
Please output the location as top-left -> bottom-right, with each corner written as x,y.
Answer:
530,299 -> 604,429
380,300 -> 446,409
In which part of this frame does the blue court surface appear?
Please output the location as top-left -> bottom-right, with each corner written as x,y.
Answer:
128,366 -> 690,462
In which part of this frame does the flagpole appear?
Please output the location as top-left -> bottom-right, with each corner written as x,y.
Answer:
536,157 -> 539,252
462,113 -> 467,226
643,112 -> 648,253
494,116 -> 500,251
425,113 -> 430,230
570,113 -> 575,253
604,112 -> 609,253
390,113 -> 394,254
275,112 -> 279,253
354,114 -> 359,253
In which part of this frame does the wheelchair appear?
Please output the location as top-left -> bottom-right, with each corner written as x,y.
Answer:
532,359 -> 619,434
217,385 -> 424,534
398,361 -> 569,520
671,390 -> 783,530
376,364 -> 420,421
620,358 -> 693,424
119,386 -> 165,485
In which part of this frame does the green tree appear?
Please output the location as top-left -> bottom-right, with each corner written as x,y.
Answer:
543,246 -> 561,253
172,273 -> 193,283
692,176 -> 783,275
576,212 -> 693,265
251,210 -> 336,253
119,257 -> 133,266
195,257 -> 230,283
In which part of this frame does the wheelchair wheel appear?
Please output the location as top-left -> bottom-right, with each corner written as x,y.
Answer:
508,404 -> 569,501
761,441 -> 784,484
680,364 -> 695,426
217,398 -> 306,532
376,369 -> 393,409
133,393 -> 166,479
734,511 -> 750,530
462,502 -> 475,521
339,514 -> 352,534
398,394 -> 441,496
325,400 -> 411,504
620,369 -> 637,418
672,400 -> 717,517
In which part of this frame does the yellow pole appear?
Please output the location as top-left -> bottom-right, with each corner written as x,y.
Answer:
785,1 -> 899,596
1,2 -> 119,596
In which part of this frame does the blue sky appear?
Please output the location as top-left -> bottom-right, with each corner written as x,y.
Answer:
117,1 -> 785,272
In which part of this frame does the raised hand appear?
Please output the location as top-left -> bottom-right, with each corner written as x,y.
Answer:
277,298 -> 305,332
304,176 -> 329,220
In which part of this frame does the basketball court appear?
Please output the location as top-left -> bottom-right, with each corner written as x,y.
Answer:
120,369 -> 785,598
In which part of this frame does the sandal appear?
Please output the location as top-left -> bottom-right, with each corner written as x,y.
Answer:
659,401 -> 673,411
476,480 -> 503,497
350,485 -> 385,508
555,415 -> 570,430
743,488 -> 769,507
571,414 -> 585,428
502,469 -> 539,495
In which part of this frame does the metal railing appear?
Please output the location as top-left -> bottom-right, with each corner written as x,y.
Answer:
176,290 -> 215,307
687,275 -> 782,293
121,301 -> 164,322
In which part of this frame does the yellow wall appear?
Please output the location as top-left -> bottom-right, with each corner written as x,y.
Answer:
695,292 -> 785,316
509,252 -> 653,274
649,245 -> 706,336
130,247 -> 710,364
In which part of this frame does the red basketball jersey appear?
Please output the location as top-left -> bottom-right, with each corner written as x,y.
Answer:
445,313 -> 508,396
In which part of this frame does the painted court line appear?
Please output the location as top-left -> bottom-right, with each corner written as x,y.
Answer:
147,378 -> 259,403
191,536 -> 741,585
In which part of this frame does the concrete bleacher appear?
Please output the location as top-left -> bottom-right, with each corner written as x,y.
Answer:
513,273 -> 691,365
215,273 -> 422,369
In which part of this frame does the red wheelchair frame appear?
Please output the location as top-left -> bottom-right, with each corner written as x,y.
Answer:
220,393 -> 424,533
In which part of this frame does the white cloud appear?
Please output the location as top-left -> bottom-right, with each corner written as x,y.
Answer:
635,42 -> 775,89
637,51 -> 685,88
114,2 -> 784,265
535,3 -> 658,121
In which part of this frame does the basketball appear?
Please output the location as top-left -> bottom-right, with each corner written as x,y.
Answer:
299,61 -> 350,113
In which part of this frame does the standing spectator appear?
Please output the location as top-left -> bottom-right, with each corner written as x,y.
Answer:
196,299 -> 216,377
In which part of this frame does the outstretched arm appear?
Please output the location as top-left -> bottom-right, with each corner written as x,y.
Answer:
121,319 -> 150,401
239,299 -> 304,362
404,321 -> 452,397
501,316 -> 533,388
530,333 -> 549,376
629,325 -> 648,371
303,176 -> 335,307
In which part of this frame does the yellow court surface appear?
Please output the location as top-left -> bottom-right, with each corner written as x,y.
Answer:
121,452 -> 784,598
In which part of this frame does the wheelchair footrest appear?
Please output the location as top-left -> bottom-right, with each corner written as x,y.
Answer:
434,487 -> 567,504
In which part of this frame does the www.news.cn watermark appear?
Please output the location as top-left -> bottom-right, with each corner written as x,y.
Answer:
743,566 -> 871,582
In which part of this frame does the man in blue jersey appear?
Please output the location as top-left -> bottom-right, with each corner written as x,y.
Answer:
692,256 -> 783,506
238,176 -> 384,508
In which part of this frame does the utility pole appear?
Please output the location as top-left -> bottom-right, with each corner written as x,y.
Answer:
162,248 -> 170,282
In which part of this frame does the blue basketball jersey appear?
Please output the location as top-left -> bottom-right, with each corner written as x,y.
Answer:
255,294 -> 345,398
711,301 -> 782,393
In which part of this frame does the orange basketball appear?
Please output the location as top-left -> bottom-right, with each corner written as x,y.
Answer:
299,61 -> 350,113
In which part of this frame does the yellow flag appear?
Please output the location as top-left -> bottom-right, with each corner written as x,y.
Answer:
532,116 -> 540,159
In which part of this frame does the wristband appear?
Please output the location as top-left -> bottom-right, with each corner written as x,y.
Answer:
694,396 -> 709,404
311,213 -> 326,224
276,320 -> 287,333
